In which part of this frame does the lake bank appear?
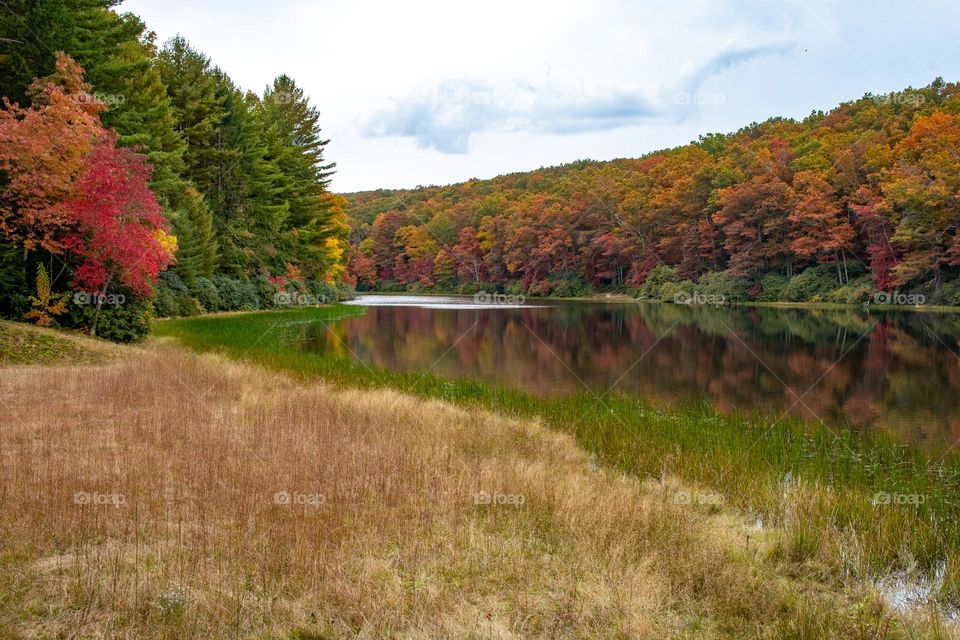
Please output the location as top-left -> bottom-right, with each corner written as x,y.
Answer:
352,289 -> 960,313
152,305 -> 960,619
3,322 -> 946,638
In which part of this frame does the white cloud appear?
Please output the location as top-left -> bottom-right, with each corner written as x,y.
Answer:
119,0 -> 960,191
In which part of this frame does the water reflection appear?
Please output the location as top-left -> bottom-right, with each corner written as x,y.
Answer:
296,297 -> 960,451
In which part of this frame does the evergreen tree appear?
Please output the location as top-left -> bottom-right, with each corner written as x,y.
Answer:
170,187 -> 218,284
259,75 -> 338,278
156,36 -> 225,197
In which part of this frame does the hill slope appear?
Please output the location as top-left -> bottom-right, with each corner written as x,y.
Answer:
344,79 -> 960,305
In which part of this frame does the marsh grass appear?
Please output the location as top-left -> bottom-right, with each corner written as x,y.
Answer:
7,339 -> 956,637
155,306 -> 960,604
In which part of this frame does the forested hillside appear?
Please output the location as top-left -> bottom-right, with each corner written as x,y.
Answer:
0,0 -> 349,340
345,80 -> 960,305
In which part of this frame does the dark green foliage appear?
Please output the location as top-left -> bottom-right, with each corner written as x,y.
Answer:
755,273 -> 790,302
171,187 -> 218,283
193,277 -> 220,312
252,275 -> 277,309
156,37 -> 225,197
159,270 -> 190,297
695,271 -> 752,303
305,279 -> 338,304
177,295 -> 204,317
823,276 -> 875,305
152,286 -> 179,318
68,294 -> 153,342
0,242 -> 27,316
211,275 -> 260,311
785,266 -> 845,303
637,265 -> 680,301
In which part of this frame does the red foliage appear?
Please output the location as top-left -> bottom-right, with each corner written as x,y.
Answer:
64,135 -> 173,296
0,53 -> 104,253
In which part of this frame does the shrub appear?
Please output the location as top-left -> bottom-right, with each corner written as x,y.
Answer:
176,296 -> 204,317
755,273 -> 789,302
785,266 -> 841,302
547,277 -> 588,298
252,275 -> 276,309
824,276 -> 875,305
658,280 -> 682,303
193,277 -> 220,312
695,270 -> 751,303
159,270 -> 190,297
637,265 -> 679,300
305,279 -> 338,304
213,276 -> 245,311
152,287 -> 179,318
237,280 -> 261,310
69,294 -> 153,342
335,281 -> 356,301
930,277 -> 960,307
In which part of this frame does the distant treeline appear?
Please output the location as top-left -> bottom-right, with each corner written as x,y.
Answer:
345,80 -> 960,306
0,0 -> 349,340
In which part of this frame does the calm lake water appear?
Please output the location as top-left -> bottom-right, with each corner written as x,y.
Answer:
297,295 -> 960,452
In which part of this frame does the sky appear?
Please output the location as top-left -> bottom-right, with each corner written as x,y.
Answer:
119,0 -> 960,193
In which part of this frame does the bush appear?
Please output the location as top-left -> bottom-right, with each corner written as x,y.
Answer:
824,276 -> 875,305
658,280 -> 683,303
755,273 -> 789,302
547,277 -> 589,298
177,296 -> 204,317
212,276 -> 245,311
159,270 -> 190,297
637,265 -> 679,300
237,280 -> 261,310
152,287 -> 180,318
335,281 -> 356,301
252,275 -> 276,309
929,277 -> 960,307
193,277 -> 220,312
695,270 -> 751,303
305,279 -> 338,304
504,281 -> 526,297
69,295 -> 153,343
785,266 -> 841,302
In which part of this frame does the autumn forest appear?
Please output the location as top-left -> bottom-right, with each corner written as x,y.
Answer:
345,80 -> 960,307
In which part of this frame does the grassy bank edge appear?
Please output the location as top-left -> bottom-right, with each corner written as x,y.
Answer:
151,304 -> 960,612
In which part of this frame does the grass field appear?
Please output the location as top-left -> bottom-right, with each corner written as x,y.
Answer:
0,315 -> 957,637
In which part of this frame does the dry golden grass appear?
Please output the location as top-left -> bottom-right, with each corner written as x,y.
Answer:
0,337 -> 953,639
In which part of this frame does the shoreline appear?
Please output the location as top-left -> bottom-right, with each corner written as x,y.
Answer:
350,290 -> 960,312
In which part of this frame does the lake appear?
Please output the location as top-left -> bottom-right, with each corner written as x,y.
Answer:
293,294 -> 960,452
